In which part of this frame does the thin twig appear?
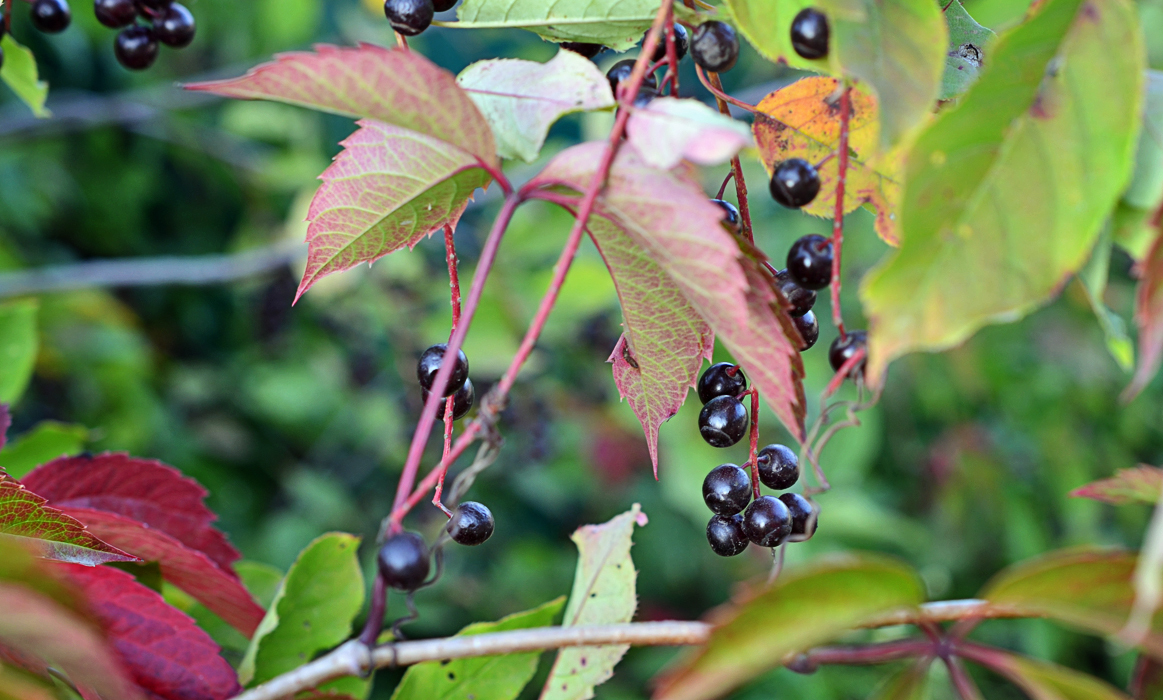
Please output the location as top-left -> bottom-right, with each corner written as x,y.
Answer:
830,86 -> 851,338
695,65 -> 758,114
944,656 -> 985,700
702,69 -> 754,243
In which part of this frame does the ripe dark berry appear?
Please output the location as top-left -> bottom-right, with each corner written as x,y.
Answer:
632,87 -> 657,108
94,0 -> 136,27
561,42 -> 604,59
384,0 -> 433,36
711,199 -> 741,236
31,0 -> 71,33
742,496 -> 792,547
417,343 -> 469,397
791,8 -> 829,60
423,378 -> 474,421
793,310 -> 819,351
697,362 -> 747,404
651,24 -> 689,62
786,234 -> 833,290
770,158 -> 821,209
779,493 -> 817,539
153,2 -> 195,47
432,0 -> 457,12
690,21 -> 739,73
828,330 -> 868,379
756,444 -> 798,490
114,25 -> 158,70
698,395 -> 748,448
377,531 -> 430,590
702,463 -> 752,516
775,269 -> 817,317
448,501 -> 494,546
706,514 -> 748,557
606,59 -> 658,96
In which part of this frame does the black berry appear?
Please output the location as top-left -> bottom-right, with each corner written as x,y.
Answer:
711,199 -> 741,236
377,532 -> 430,590
742,496 -> 792,547
632,87 -> 657,108
770,158 -> 821,209
791,8 -> 829,60
697,362 -> 747,404
94,0 -> 136,27
114,25 -> 158,70
779,492 -> 817,539
828,330 -> 868,379
432,0 -> 456,12
690,21 -> 739,73
561,42 -> 604,59
31,0 -> 71,33
153,2 -> 195,47
793,310 -> 819,351
606,59 -> 658,96
424,378 -> 474,421
417,343 -> 469,396
448,501 -> 494,546
698,395 -> 748,448
787,234 -> 833,290
384,0 -> 433,36
702,463 -> 752,516
651,23 -> 689,63
756,444 -> 798,490
706,514 -> 748,556
135,0 -> 169,10
775,269 -> 817,317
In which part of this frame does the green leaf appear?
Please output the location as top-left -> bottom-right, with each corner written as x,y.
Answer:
625,98 -> 752,170
0,659 -> 58,700
940,1 -> 997,100
869,660 -> 932,700
1079,228 -> 1134,371
965,647 -> 1131,700
0,35 -> 49,118
1071,466 -> 1163,505
653,554 -> 926,700
1113,71 -> 1163,262
391,598 -> 565,700
0,301 -> 38,406
449,0 -> 660,51
542,504 -> 647,700
239,533 -> 365,686
860,0 -> 1145,384
724,0 -> 946,146
0,422 -> 88,481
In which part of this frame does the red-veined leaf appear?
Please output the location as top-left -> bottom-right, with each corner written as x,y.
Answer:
1071,466 -> 1163,506
963,645 -> 1131,700
21,453 -> 241,574
625,98 -> 752,171
1126,230 -> 1163,401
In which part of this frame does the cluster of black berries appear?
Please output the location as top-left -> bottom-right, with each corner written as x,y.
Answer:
383,0 -> 453,37
778,234 -> 832,351
376,501 -> 495,591
23,0 -> 195,70
417,343 -> 474,421
696,362 -> 749,448
703,445 -> 817,556
601,24 -> 688,107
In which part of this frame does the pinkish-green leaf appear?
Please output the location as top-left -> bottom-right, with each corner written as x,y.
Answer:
625,98 -> 752,170
1071,467 -> 1163,506
1126,232 -> 1163,401
963,646 -> 1130,700
530,143 -> 806,440
458,50 -> 614,163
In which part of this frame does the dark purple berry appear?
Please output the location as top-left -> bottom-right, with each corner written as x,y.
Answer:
791,8 -> 829,60
417,343 -> 469,397
632,86 -> 657,108
770,158 -> 821,208
829,330 -> 868,379
432,0 -> 457,12
31,0 -> 71,33
114,25 -> 158,70
787,234 -> 833,290
698,395 -> 748,448
606,59 -> 658,96
448,501 -> 494,546
94,0 -> 136,27
793,311 -> 819,351
378,531 -> 430,590
779,492 -> 817,539
711,199 -> 740,236
706,514 -> 748,556
690,21 -> 738,73
702,463 -> 752,516
153,1 -> 194,47
776,269 -> 817,317
697,362 -> 747,404
742,496 -> 792,547
561,42 -> 604,58
756,444 -> 798,490
423,378 -> 474,421
651,23 -> 689,62
384,0 -> 433,36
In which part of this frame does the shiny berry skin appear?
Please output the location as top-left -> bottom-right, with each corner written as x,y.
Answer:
698,395 -> 748,448
384,0 -> 433,36
756,444 -> 798,490
791,8 -> 829,60
828,330 -> 868,379
775,269 -> 817,317
606,59 -> 658,95
697,362 -> 747,404
690,21 -> 739,73
94,0 -> 136,27
417,343 -> 469,397
706,514 -> 748,557
702,464 -> 752,516
632,87 -> 657,108
153,2 -> 195,47
770,158 -> 821,209
711,199 -> 740,235
793,311 -> 819,351
448,501 -> 494,546
423,378 -> 474,421
779,492 -> 817,539
561,42 -> 604,58
432,0 -> 456,12
742,496 -> 792,547
787,234 -> 833,290
378,532 -> 430,590
31,0 -> 71,33
651,23 -> 689,62
114,25 -> 158,70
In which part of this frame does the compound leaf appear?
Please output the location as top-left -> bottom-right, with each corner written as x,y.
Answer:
1071,466 -> 1163,506
625,98 -> 752,170
940,1 -> 996,100
0,35 -> 48,118
450,0 -> 660,51
0,301 -> 38,407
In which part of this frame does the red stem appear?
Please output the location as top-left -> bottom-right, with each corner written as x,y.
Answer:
830,86 -> 851,339
432,224 -> 463,516
695,65 -> 758,114
716,170 -> 735,199
822,346 -> 865,399
800,639 -> 932,667
747,389 -> 761,499
944,656 -> 985,700
359,576 -> 388,645
703,70 -> 754,244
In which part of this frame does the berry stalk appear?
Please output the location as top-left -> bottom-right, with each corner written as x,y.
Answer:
746,389 -> 761,499
943,656 -> 985,700
829,86 -> 851,338
433,224 -> 464,514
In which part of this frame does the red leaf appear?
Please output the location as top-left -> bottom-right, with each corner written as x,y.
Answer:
1071,466 -> 1163,506
21,453 -> 241,574
62,507 -> 264,638
61,564 -> 241,700
1126,229 -> 1163,401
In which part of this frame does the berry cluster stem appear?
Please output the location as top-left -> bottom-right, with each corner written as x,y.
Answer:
829,85 -> 851,339
702,68 -> 754,244
746,389 -> 761,499
433,224 -> 464,515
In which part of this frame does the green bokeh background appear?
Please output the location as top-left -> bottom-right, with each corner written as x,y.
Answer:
2,0 -> 1163,697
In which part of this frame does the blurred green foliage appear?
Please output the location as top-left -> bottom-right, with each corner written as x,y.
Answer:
2,0 -> 1163,697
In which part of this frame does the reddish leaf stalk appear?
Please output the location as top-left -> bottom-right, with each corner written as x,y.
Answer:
830,86 -> 851,339
695,65 -> 758,114
798,639 -> 933,668
747,389 -> 761,499
703,69 -> 754,244
717,170 -> 735,199
823,346 -> 864,399
433,224 -> 463,515
359,576 -> 388,646
944,656 -> 985,700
